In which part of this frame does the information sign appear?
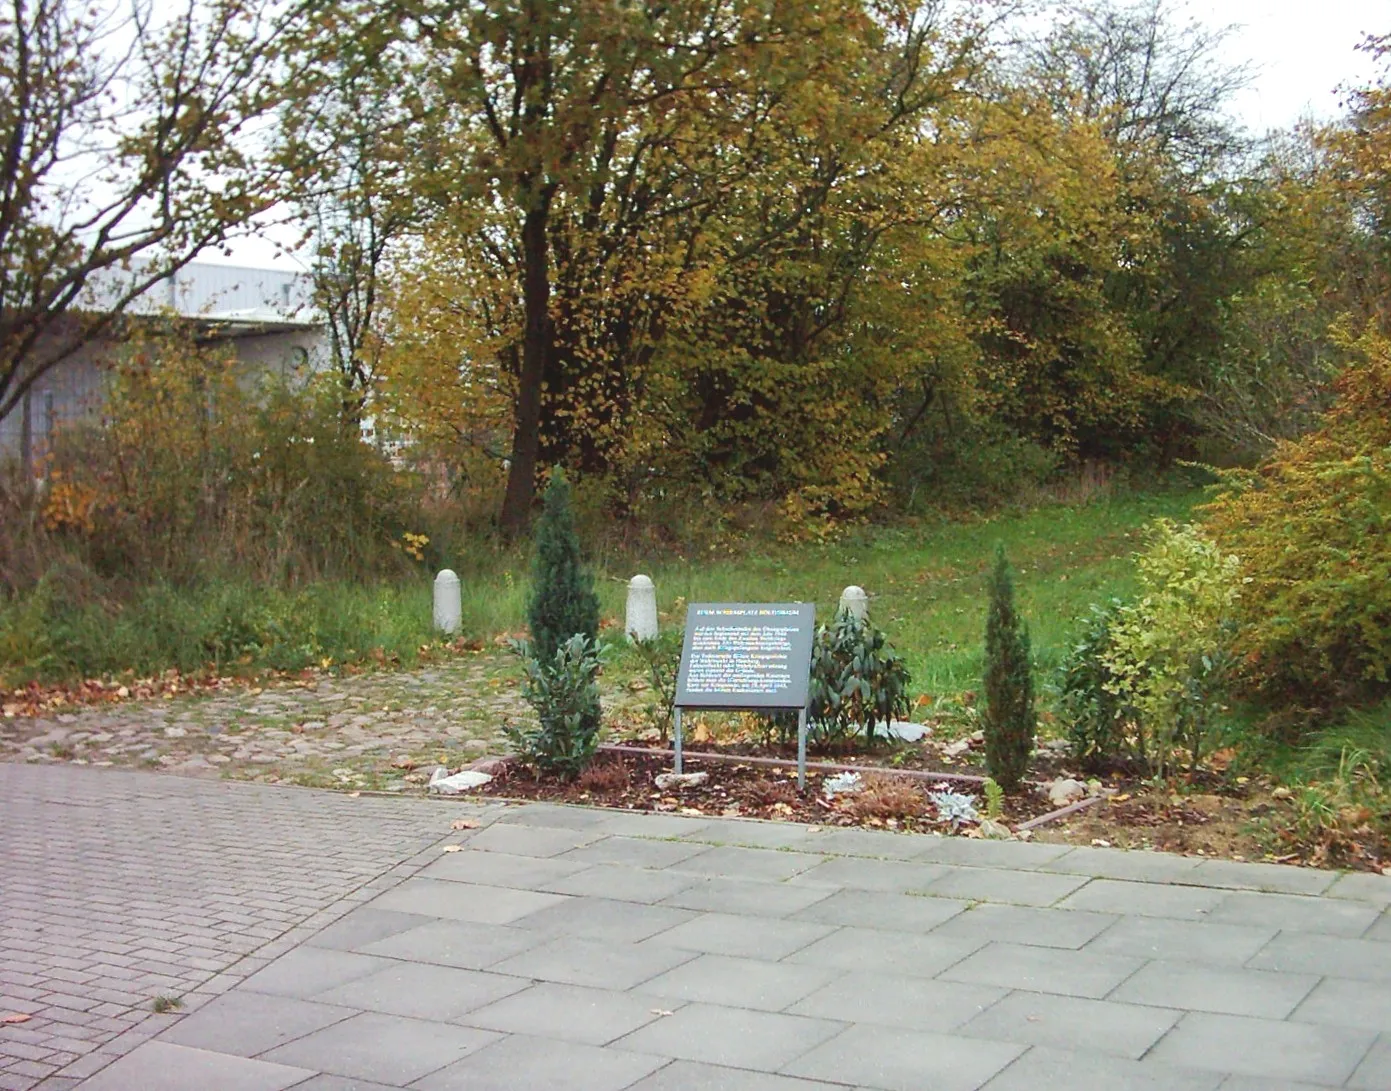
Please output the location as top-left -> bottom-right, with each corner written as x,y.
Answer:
675,603 -> 815,709
672,602 -> 816,787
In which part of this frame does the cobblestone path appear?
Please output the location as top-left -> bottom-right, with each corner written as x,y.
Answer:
0,763 -> 485,1089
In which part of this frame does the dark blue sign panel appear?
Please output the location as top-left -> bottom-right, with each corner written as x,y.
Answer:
675,603 -> 815,710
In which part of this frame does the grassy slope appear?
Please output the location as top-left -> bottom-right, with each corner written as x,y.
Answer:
1,489 -> 1200,688
599,489 -> 1201,696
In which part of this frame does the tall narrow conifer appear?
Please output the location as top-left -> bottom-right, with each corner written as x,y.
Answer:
527,469 -> 600,664
983,545 -> 1035,790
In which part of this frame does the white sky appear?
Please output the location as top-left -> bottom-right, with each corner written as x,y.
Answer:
209,0 -> 1390,270
1186,0 -> 1385,135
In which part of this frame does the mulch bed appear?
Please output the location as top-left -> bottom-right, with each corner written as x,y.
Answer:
477,746 -> 1060,831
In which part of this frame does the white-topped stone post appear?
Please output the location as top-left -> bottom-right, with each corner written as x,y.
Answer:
839,584 -> 868,622
433,569 -> 462,635
626,574 -> 658,642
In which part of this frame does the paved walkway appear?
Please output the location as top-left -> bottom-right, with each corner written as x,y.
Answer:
0,764 -> 467,1089
9,784 -> 1385,1091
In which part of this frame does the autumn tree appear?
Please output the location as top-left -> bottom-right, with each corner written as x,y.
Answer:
0,0 -> 303,440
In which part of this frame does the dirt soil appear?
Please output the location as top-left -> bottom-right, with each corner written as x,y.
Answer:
480,741 -> 1390,873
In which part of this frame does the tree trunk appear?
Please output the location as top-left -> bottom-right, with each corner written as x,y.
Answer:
500,200 -> 551,536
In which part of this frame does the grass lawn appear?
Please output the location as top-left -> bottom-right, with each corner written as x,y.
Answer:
602,487 -> 1202,697
1,487 -> 1201,689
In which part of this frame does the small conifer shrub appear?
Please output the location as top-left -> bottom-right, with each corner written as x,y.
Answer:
983,545 -> 1035,790
526,469 -> 600,665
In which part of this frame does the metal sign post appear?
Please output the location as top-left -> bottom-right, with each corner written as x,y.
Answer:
671,603 -> 816,790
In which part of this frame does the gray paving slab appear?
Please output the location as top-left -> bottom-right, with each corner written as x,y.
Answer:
646,912 -> 835,960
356,919 -> 546,969
922,865 -> 1091,907
960,991 -> 1181,1059
258,1011 -> 499,1085
1206,889 -> 1382,936
304,908 -> 435,952
613,1002 -> 845,1071
508,895 -> 696,942
366,877 -> 568,923
1367,909 -> 1391,942
781,1022 -> 1024,1091
1081,914 -> 1278,966
783,926 -> 986,978
595,812 -> 713,839
980,1046 -> 1224,1090
627,1060 -> 844,1090
1348,1034 -> 1391,1090
790,888 -> 968,931
418,848 -> 587,889
787,972 -> 1006,1032
796,826 -> 940,860
1247,931 -> 1391,981
490,935 -> 698,990
1291,977 -> 1391,1033
1039,845 -> 1205,883
1181,859 -> 1340,895
310,962 -> 528,1021
460,981 -> 675,1043
465,822 -> 603,857
494,803 -> 614,830
913,836 -> 1073,869
156,992 -> 355,1057
1216,1078 -> 1339,1091
1327,872 -> 1391,906
1059,877 -> 1229,919
785,855 -> 949,892
679,822 -> 826,851
938,941 -> 1145,998
12,790 -> 1382,1091
557,836 -> 713,870
635,954 -> 835,1012
545,864 -> 699,904
658,876 -> 835,918
240,947 -> 395,999
285,1076 -> 401,1091
1147,1012 -> 1377,1085
1112,960 -> 1319,1019
929,903 -> 1119,949
413,1033 -> 668,1091
669,845 -> 824,881
75,1041 -> 314,1091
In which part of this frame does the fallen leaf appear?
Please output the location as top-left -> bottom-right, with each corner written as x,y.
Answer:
0,1014 -> 32,1024
451,818 -> 480,831
347,791 -> 361,798
1091,838 -> 1112,848
1111,793 -> 1131,803
650,1009 -> 674,1017
441,845 -> 465,853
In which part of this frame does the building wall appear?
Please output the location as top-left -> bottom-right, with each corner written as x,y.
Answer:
0,262 -> 326,468
0,326 -> 327,466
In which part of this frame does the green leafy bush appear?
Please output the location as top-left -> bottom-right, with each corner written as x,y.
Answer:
507,634 -> 603,779
808,610 -> 912,745
1091,520 -> 1239,774
1203,331 -> 1391,699
632,629 -> 683,745
1055,599 -> 1140,772
527,469 -> 600,665
983,546 -> 1034,789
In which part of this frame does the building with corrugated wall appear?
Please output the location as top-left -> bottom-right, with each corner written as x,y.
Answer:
0,263 -> 326,471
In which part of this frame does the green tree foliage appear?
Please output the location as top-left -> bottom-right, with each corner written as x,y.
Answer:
1203,331 -> 1391,700
983,546 -> 1035,789
0,0 -> 301,435
526,469 -> 600,665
